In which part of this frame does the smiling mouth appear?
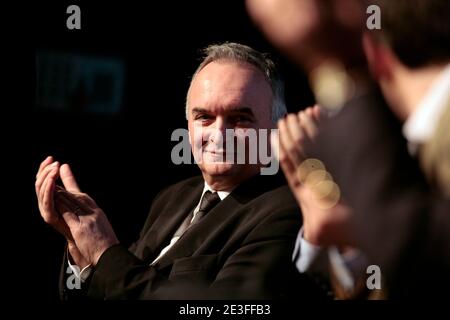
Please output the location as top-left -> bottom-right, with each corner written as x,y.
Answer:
204,150 -> 235,155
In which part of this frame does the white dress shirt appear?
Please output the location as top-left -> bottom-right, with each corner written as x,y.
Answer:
69,181 -> 231,282
403,63 -> 450,152
292,228 -> 368,292
150,183 -> 230,265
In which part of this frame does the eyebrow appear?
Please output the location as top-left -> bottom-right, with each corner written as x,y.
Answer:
191,107 -> 255,117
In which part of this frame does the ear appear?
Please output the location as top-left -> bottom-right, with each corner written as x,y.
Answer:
362,32 -> 395,81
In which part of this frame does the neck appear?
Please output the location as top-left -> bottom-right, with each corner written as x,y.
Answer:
203,170 -> 258,191
204,178 -> 237,192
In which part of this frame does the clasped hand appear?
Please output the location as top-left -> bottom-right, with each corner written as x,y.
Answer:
35,157 -> 119,267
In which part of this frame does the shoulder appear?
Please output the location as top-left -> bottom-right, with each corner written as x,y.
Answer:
253,184 -> 298,210
138,176 -> 203,232
154,176 -> 203,201
240,184 -> 302,242
239,183 -> 301,227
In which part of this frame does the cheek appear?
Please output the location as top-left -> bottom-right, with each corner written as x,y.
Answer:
189,124 -> 209,149
188,124 -> 195,146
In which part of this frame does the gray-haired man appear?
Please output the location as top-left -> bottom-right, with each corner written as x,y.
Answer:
35,42 -> 324,299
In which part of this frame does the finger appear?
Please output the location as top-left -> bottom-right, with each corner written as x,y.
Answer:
278,129 -> 301,189
39,165 -> 58,207
312,104 -> 324,122
299,111 -> 318,139
38,169 -> 50,216
39,166 -> 57,220
278,118 -> 297,166
305,106 -> 321,126
36,161 -> 59,196
56,188 -> 93,215
305,106 -> 315,119
277,119 -> 299,182
60,164 -> 81,193
37,156 -> 53,179
272,129 -> 300,189
35,161 -> 59,193
286,113 -> 307,162
280,114 -> 303,166
41,166 -> 60,223
55,193 -> 80,228
278,138 -> 296,175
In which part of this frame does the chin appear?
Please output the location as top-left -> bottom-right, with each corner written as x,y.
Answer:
202,163 -> 237,176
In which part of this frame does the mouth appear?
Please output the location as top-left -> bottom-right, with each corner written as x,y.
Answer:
203,150 -> 237,164
204,149 -> 235,155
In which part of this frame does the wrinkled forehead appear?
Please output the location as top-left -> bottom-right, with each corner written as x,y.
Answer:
188,61 -> 273,117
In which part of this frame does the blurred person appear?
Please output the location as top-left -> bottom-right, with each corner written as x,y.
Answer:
248,0 -> 392,299
363,0 -> 450,197
361,0 -> 450,296
247,0 -> 450,298
35,43 -> 324,299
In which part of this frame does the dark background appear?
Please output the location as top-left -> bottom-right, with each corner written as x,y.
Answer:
31,0 -> 315,300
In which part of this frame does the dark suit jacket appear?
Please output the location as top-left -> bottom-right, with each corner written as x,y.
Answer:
60,174 -> 325,299
305,86 -> 450,298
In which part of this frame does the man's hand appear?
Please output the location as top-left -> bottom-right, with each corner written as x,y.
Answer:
36,156 -> 89,267
36,156 -> 73,240
36,156 -> 119,266
54,184 -> 119,266
274,106 -> 353,247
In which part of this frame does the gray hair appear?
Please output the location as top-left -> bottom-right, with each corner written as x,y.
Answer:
185,42 -> 287,124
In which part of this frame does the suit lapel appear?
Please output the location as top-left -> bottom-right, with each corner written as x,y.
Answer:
143,178 -> 204,262
153,174 -> 284,270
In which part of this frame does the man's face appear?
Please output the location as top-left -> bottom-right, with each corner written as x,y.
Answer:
187,60 -> 274,189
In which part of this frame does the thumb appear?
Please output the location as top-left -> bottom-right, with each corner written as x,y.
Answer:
60,164 -> 81,193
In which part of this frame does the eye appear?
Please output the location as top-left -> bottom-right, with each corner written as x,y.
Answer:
195,114 -> 213,120
230,115 -> 253,125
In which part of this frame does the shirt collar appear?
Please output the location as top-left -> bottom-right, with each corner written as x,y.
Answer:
202,181 -> 232,201
403,64 -> 450,151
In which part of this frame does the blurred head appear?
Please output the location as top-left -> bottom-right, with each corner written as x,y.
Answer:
246,0 -> 366,72
363,0 -> 450,120
186,43 -> 287,190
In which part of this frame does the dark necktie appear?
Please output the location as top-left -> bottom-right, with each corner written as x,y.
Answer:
174,190 -> 221,237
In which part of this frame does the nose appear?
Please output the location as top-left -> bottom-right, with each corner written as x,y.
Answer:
209,117 -> 232,146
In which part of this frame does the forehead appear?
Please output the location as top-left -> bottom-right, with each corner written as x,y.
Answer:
188,60 -> 272,114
